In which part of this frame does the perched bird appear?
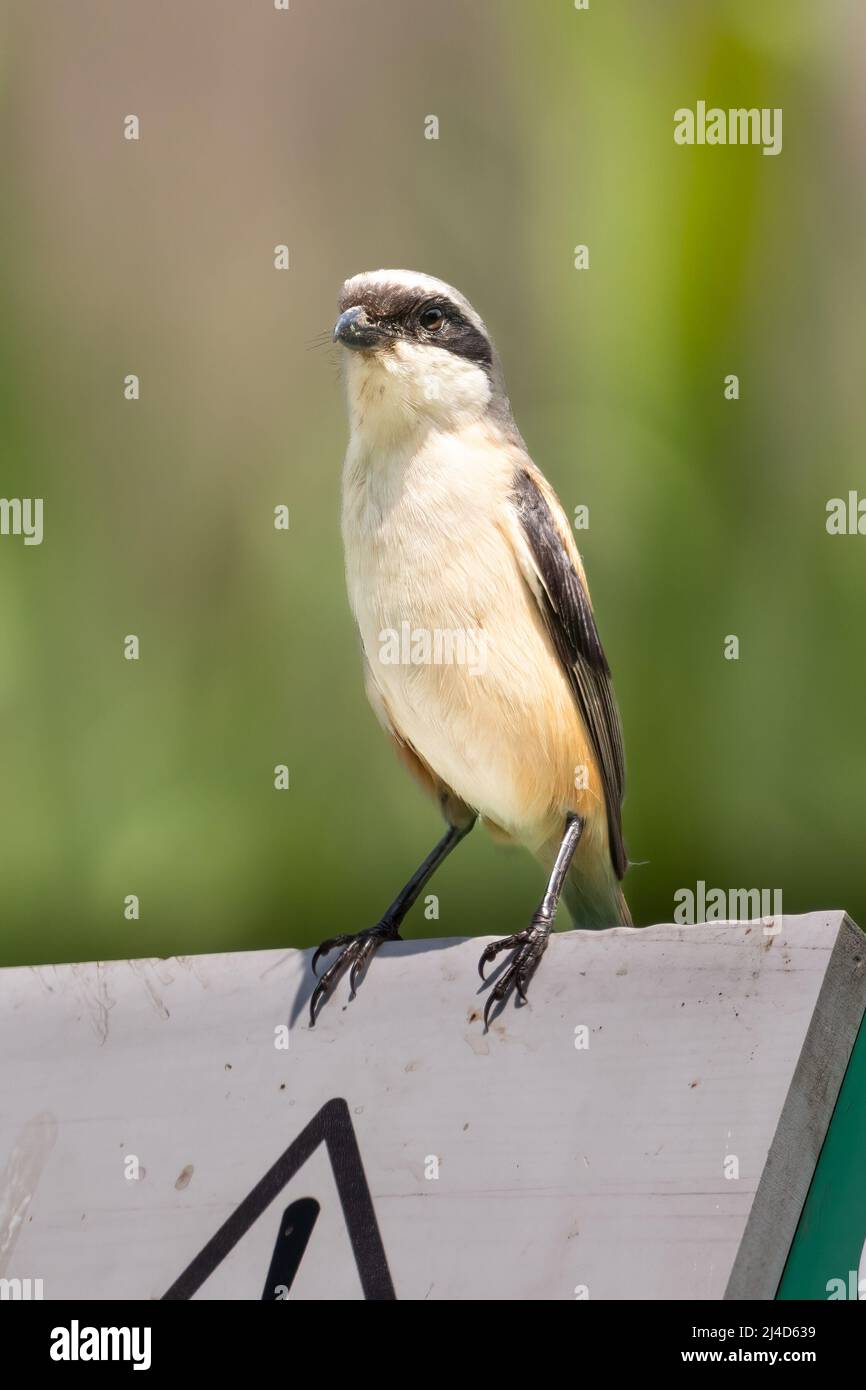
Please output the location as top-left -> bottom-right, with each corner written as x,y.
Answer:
311,270 -> 630,1026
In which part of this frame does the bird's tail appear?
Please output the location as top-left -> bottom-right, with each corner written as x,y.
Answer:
562,859 -> 632,930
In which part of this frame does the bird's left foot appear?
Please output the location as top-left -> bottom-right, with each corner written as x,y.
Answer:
478,913 -> 552,1027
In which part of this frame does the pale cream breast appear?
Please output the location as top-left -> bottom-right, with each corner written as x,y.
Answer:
342,422 -> 602,847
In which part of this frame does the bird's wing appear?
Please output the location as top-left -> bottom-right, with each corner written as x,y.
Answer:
505,461 -> 627,879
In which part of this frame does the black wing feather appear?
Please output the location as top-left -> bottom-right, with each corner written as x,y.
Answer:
512,469 -> 627,879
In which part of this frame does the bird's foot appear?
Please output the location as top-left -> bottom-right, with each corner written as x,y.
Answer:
478,913 -> 552,1027
309,919 -> 401,1026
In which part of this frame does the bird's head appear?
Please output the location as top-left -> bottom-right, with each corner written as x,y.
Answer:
333,269 -> 508,445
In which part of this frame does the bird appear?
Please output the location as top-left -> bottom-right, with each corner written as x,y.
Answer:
310,269 -> 631,1027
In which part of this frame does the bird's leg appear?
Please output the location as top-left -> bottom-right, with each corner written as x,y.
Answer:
479,812 -> 584,1027
310,818 -> 475,1025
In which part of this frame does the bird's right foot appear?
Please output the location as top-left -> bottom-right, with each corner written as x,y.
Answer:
309,919 -> 401,1026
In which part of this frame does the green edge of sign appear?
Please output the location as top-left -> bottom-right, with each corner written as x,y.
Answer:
777,1010 -> 866,1300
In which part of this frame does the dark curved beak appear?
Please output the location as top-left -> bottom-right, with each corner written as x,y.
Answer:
333,306 -> 383,350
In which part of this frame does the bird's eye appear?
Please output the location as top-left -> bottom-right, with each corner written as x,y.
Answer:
420,305 -> 445,332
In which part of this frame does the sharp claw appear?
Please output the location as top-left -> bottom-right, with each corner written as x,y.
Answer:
483,991 -> 498,1028
309,945 -> 353,1025
311,946 -> 327,976
309,978 -> 327,1027
478,934 -> 516,981
349,944 -> 370,996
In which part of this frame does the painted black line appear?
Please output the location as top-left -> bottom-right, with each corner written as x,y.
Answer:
261,1198 -> 320,1300
162,1097 -> 396,1300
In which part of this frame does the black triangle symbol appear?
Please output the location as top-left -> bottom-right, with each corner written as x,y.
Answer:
162,1097 -> 397,1300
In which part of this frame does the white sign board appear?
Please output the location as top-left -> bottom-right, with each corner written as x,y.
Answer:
1,912 -> 863,1300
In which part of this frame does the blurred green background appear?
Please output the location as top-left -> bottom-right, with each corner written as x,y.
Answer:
1,0 -> 864,967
